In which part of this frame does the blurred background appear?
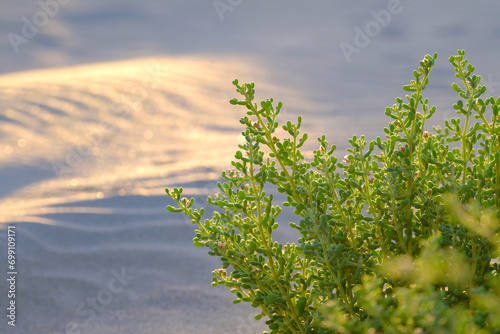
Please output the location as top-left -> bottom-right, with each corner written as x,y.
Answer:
2,0 -> 500,138
1,1 -> 500,333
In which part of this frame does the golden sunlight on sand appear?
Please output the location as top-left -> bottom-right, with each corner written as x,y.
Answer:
0,56 -> 310,225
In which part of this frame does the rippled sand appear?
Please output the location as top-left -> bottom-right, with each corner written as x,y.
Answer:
0,57 -> 311,333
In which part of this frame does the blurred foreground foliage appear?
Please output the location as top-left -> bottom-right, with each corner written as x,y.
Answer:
166,51 -> 500,333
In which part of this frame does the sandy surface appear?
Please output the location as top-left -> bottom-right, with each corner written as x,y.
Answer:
0,57 -> 305,333
1,1 -> 500,333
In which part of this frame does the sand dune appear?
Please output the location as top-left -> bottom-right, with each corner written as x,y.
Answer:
0,56 -> 309,222
0,57 -> 310,333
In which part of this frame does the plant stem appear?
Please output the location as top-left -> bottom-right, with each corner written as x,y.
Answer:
248,158 -> 306,333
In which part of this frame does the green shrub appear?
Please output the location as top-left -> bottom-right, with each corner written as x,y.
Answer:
165,50 -> 500,333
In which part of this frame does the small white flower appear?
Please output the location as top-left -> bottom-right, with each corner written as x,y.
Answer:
342,155 -> 350,164
367,171 -> 375,183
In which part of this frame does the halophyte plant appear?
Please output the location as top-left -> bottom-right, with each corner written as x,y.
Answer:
166,50 -> 500,333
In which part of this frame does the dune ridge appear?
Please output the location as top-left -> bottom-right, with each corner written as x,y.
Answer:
0,56 -> 310,333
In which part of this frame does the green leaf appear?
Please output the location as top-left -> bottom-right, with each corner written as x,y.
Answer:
296,296 -> 307,316
451,82 -> 461,92
238,190 -> 246,200
166,205 -> 183,213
